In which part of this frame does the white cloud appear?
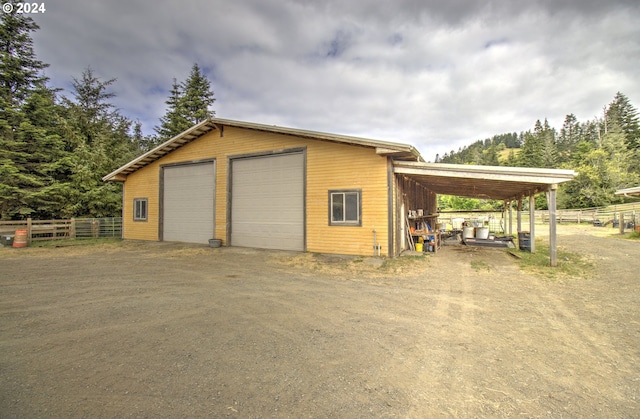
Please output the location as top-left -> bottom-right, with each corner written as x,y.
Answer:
31,0 -> 640,161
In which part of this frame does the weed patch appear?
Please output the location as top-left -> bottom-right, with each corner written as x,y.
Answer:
470,259 -> 491,272
29,238 -> 123,248
514,241 -> 594,280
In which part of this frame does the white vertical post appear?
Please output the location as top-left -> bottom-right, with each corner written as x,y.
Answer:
503,201 -> 508,234
508,200 -> 513,236
517,198 -> 523,234
529,194 -> 536,253
548,185 -> 557,267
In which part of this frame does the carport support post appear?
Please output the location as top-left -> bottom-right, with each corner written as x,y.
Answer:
503,201 -> 508,234
508,200 -> 513,236
548,184 -> 558,267
517,198 -> 523,234
529,195 -> 536,254
619,213 -> 625,235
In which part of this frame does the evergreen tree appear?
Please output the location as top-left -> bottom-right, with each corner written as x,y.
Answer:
155,78 -> 191,140
0,9 -> 52,219
432,93 -> 639,208
155,64 -> 216,140
16,85 -> 76,218
62,67 -> 138,217
540,118 -> 558,168
518,128 -> 544,168
581,119 -> 601,145
182,63 -> 215,124
561,122 -> 638,208
518,119 -> 557,168
557,114 -> 581,163
65,67 -> 119,145
504,149 -> 518,167
505,132 -> 521,148
482,143 -> 501,166
606,92 -> 640,150
0,5 -> 48,109
132,120 -> 159,152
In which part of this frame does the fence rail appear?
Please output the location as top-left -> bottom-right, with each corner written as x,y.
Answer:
438,203 -> 638,234
0,217 -> 122,243
539,203 -> 639,226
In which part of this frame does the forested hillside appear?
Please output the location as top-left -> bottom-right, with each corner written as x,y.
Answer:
0,11 -> 214,220
439,93 -> 640,209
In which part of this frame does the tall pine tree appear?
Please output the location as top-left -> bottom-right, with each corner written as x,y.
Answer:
62,67 -> 139,217
557,114 -> 581,163
16,85 -> 76,218
181,63 -> 215,124
0,4 -> 47,109
606,92 -> 640,150
0,8 -> 54,219
155,63 -> 215,140
155,78 -> 191,140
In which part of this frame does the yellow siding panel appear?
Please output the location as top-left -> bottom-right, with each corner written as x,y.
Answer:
121,126 -> 392,255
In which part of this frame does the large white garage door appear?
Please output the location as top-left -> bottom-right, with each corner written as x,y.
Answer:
163,161 -> 215,244
231,152 -> 304,251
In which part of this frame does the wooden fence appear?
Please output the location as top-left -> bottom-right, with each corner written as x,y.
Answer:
539,203 -> 639,226
0,217 -> 122,244
438,203 -> 639,234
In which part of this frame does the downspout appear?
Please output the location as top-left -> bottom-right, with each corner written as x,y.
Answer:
387,157 -> 395,257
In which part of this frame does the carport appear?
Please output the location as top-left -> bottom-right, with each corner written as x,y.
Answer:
393,162 -> 577,266
615,186 -> 640,197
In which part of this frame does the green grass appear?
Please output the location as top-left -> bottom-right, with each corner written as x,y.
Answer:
625,230 -> 640,240
513,241 -> 595,280
470,259 -> 491,272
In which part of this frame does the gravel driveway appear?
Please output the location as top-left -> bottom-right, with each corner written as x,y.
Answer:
1,225 -> 638,418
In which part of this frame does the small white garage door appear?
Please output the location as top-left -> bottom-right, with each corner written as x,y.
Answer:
231,152 -> 304,251
163,161 -> 215,244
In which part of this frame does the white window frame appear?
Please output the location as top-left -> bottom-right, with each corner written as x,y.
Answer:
133,198 -> 148,222
329,189 -> 362,226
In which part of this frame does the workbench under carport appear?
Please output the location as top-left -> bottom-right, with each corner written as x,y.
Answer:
393,162 -> 577,266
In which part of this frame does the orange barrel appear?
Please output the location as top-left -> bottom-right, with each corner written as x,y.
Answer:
13,229 -> 28,248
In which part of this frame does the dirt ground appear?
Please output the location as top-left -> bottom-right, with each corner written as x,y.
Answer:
1,224 -> 639,418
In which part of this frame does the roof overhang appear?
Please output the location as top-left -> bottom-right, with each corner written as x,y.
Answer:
615,186 -> 640,197
394,161 -> 577,201
212,118 -> 422,161
103,117 -> 422,182
103,119 -> 219,181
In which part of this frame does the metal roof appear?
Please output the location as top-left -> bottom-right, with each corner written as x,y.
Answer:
615,186 -> 640,196
103,117 -> 422,181
102,117 -> 577,201
394,161 -> 577,201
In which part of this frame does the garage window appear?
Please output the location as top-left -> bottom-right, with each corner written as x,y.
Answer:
133,198 -> 148,221
329,190 -> 361,226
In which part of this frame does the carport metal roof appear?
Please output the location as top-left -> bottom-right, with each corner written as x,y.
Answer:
394,161 -> 577,201
615,186 -> 640,197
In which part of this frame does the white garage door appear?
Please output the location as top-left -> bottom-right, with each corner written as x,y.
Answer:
163,161 -> 215,244
231,152 -> 304,251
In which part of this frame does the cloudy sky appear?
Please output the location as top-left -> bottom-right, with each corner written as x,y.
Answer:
30,0 -> 640,161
